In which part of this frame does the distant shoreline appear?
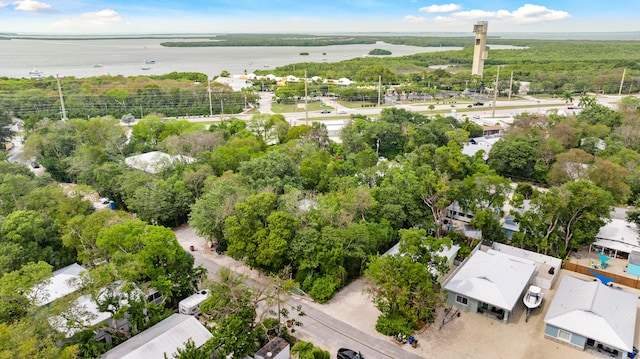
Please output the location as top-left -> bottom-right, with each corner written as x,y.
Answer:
2,31 -> 639,42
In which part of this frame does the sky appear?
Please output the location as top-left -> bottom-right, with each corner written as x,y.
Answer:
0,1 -> 638,35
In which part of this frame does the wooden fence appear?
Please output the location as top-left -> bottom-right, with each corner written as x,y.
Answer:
563,262 -> 640,290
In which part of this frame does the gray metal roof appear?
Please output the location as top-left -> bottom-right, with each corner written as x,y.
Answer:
444,250 -> 536,310
544,275 -> 637,352
33,263 -> 86,306
102,314 -> 212,359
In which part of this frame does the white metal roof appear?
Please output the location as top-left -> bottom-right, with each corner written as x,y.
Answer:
179,290 -> 209,309
33,263 -> 86,306
102,314 -> 212,359
444,250 -> 536,310
544,275 -> 637,352
462,137 -> 500,159
49,294 -> 113,338
384,242 -> 460,262
594,218 -> 639,254
125,151 -> 195,174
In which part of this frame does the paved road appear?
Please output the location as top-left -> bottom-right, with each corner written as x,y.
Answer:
174,225 -> 423,359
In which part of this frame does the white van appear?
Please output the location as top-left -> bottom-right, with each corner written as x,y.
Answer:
178,290 -> 209,316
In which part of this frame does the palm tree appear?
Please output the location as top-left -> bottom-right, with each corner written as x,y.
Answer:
578,96 -> 596,108
560,91 -> 574,105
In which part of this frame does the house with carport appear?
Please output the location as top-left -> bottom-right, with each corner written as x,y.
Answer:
443,249 -> 537,323
544,274 -> 638,358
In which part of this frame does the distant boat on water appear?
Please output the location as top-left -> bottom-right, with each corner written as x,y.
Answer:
145,59 -> 156,64
29,68 -> 43,79
141,65 -> 151,71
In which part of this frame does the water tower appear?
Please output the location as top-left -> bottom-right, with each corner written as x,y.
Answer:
472,21 -> 489,77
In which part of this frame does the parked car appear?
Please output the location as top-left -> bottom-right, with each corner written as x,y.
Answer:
338,110 -> 347,114
337,348 -> 364,359
321,109 -> 331,114
30,161 -> 40,168
473,102 -> 484,106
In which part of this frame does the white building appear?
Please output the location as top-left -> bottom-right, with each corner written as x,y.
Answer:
125,151 -> 196,174
591,218 -> 639,259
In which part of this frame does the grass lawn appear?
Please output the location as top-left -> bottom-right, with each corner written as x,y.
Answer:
339,101 -> 383,109
271,101 -> 333,113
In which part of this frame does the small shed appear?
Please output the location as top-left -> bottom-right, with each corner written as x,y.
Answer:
255,337 -> 290,359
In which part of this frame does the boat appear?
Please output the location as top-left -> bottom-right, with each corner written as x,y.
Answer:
145,60 -> 156,64
523,285 -> 543,323
29,68 -> 43,78
523,285 -> 543,309
93,64 -> 103,68
141,66 -> 151,71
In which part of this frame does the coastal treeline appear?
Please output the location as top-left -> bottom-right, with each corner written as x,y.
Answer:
160,33 -> 476,47
261,39 -> 640,94
0,72 -> 258,126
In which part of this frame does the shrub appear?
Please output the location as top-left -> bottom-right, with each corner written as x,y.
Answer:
374,314 -> 413,336
308,276 -> 337,303
312,348 -> 331,359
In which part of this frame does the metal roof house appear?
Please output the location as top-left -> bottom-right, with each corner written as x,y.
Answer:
32,263 -> 87,306
384,241 -> 460,278
544,275 -> 638,358
591,218 -> 639,259
125,151 -> 196,174
443,250 -> 536,323
102,313 -> 212,359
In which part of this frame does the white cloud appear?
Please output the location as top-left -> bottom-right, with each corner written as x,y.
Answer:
403,15 -> 426,23
0,1 -> 10,8
51,9 -> 123,31
451,4 -> 570,24
509,4 -> 570,23
433,15 -> 461,25
13,0 -> 51,12
420,3 -> 462,13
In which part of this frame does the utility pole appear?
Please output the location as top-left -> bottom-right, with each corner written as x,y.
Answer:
618,68 -> 627,97
208,78 -> 213,116
56,74 -> 67,121
304,70 -> 308,124
377,75 -> 382,107
492,66 -> 500,118
508,71 -> 514,101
